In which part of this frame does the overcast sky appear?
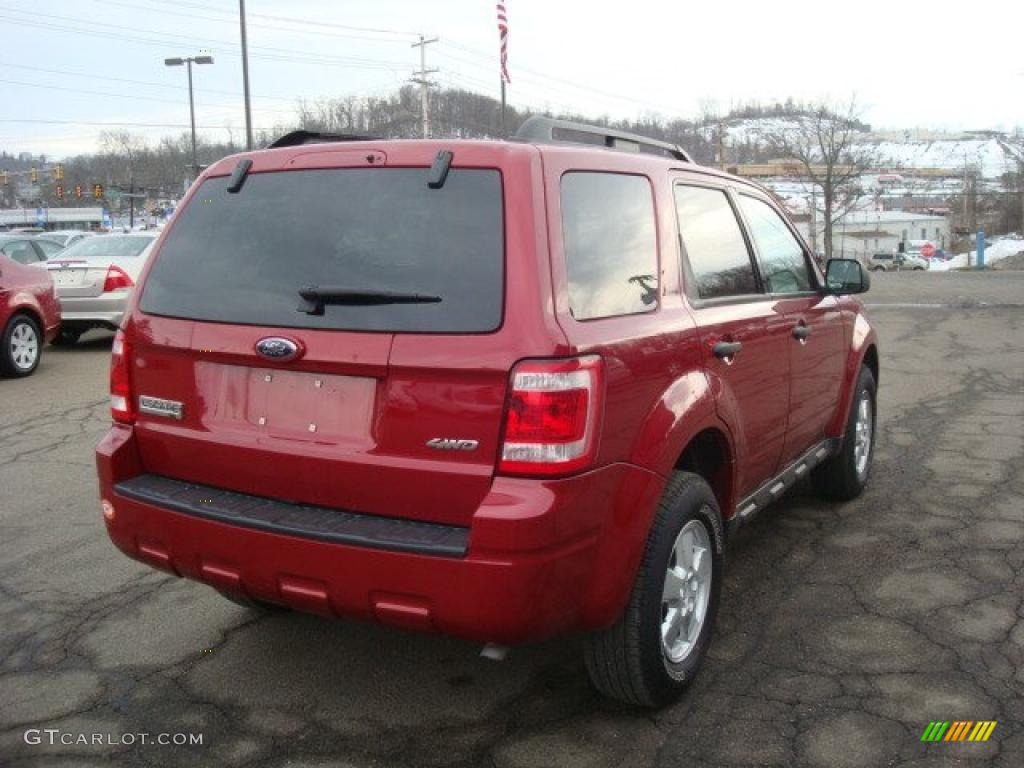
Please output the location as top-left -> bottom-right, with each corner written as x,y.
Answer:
2,0 -> 1022,158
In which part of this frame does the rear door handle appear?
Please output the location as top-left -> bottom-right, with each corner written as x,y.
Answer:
793,325 -> 812,340
712,341 -> 743,358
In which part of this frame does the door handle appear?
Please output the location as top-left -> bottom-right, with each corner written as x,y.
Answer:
712,341 -> 743,359
793,325 -> 812,340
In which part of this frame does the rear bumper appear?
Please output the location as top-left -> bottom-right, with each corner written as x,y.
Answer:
58,293 -> 127,330
97,425 -> 665,644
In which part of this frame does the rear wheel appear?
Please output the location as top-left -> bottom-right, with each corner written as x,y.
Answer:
812,365 -> 876,500
584,471 -> 724,707
52,328 -> 82,346
1,314 -> 42,377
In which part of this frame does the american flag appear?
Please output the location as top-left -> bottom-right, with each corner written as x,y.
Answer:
497,2 -> 510,83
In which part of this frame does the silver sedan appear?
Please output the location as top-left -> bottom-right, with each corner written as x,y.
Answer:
46,233 -> 157,344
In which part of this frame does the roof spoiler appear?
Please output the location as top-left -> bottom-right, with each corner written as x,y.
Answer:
513,116 -> 692,162
268,130 -> 380,149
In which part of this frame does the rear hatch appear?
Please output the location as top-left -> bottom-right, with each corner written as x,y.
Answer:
130,162 -> 508,526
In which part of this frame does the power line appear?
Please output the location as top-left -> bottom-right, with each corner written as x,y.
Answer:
0,61 -> 301,104
123,0 -> 419,38
0,9 -> 410,71
89,0 -> 416,44
0,76 -> 293,115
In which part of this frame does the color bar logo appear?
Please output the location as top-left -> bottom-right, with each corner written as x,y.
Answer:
921,721 -> 997,742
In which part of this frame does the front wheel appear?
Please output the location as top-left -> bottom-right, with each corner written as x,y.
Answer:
1,314 -> 42,377
584,471 -> 724,707
812,365 -> 877,500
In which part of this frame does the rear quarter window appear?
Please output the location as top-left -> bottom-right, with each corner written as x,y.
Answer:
561,172 -> 658,320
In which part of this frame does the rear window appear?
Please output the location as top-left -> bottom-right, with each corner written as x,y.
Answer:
561,172 -> 658,320
140,168 -> 504,333
64,236 -> 153,259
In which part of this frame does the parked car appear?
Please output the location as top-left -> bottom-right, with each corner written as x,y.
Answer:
96,119 -> 878,707
46,233 -> 157,344
0,250 -> 62,377
869,252 -> 927,271
0,234 -> 52,267
41,230 -> 94,249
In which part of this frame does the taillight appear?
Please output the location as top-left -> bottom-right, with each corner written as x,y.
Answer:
103,265 -> 134,293
498,355 -> 604,477
110,330 -> 135,424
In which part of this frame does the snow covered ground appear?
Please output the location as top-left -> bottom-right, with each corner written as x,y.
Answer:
928,234 -> 1024,271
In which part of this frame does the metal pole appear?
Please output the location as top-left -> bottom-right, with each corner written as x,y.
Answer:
239,0 -> 254,150
419,36 -> 429,138
500,79 -> 507,138
187,59 -> 197,177
410,36 -> 438,139
129,176 -> 134,229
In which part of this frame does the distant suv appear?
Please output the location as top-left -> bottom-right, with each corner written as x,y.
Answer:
97,119 -> 879,707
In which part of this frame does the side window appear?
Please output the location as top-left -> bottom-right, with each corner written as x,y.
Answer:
674,185 -> 757,300
737,195 -> 812,294
561,172 -> 658,320
1,241 -> 38,265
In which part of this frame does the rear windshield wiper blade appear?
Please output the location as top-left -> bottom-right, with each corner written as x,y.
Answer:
298,286 -> 442,315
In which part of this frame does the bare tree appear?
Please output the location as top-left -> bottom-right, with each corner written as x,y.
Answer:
758,98 -> 875,258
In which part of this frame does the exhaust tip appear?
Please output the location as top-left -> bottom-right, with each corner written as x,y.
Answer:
480,643 -> 509,661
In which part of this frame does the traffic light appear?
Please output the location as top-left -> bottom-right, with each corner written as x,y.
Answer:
56,185 -> 64,200
75,184 -> 82,199
93,183 -> 103,199
30,167 -> 39,183
53,164 -> 65,181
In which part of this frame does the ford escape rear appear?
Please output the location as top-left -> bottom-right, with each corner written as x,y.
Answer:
97,119 -> 878,707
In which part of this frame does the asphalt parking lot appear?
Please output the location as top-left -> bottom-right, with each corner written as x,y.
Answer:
1,271 -> 1022,768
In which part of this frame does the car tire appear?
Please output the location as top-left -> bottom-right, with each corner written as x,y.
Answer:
812,365 -> 877,501
1,313 -> 42,378
584,471 -> 724,707
52,328 -> 82,346
215,589 -> 288,613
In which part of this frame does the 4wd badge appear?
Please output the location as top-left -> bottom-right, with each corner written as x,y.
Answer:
426,438 -> 479,452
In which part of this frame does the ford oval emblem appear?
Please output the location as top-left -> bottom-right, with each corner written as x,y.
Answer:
255,337 -> 301,361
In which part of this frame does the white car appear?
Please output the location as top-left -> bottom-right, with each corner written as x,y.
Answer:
46,233 -> 158,344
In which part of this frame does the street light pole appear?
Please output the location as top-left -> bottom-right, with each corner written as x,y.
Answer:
239,0 -> 254,150
164,55 -> 214,182
186,59 -> 197,175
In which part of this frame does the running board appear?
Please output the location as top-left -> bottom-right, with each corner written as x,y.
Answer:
728,437 -> 841,534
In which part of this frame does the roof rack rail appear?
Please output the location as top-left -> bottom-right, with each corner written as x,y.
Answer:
268,130 -> 379,149
513,116 -> 691,162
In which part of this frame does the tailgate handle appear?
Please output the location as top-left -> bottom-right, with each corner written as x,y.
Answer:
713,341 -> 743,359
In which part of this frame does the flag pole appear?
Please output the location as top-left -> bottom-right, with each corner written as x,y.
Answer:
501,79 -> 507,138
497,1 -> 509,138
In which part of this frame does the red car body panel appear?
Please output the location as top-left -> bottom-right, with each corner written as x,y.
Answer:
97,138 -> 877,643
0,254 -> 61,343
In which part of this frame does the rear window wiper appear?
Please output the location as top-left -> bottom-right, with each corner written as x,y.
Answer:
298,286 -> 443,315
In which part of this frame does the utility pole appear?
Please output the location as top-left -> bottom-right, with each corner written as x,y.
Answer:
239,0 -> 254,150
717,120 -> 726,171
410,35 -> 438,138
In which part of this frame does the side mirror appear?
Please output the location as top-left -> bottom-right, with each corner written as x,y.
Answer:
825,258 -> 870,294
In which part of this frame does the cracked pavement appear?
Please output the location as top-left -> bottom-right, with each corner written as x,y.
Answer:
1,271 -> 1022,767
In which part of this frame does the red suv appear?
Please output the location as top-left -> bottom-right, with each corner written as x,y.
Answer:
1,242 -> 61,377
97,119 -> 878,706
